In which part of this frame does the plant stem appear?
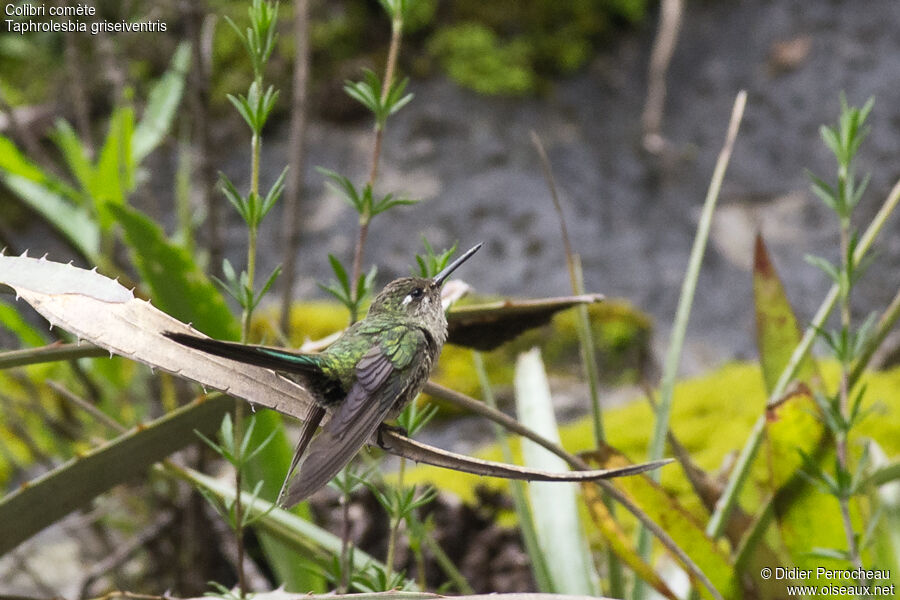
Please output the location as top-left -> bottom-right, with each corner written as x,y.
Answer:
349,12 -> 403,303
385,456 -> 407,581
279,0 -> 311,335
339,491 -> 351,593
349,218 -> 369,323
232,70 -> 265,598
530,131 -> 621,598
836,212 -> 863,576
0,343 -> 108,369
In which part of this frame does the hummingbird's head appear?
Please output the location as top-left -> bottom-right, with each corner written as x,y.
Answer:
367,243 -> 483,333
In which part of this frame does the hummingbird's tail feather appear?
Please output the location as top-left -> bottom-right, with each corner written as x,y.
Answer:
277,404 -> 326,507
164,331 -> 324,374
281,381 -> 394,506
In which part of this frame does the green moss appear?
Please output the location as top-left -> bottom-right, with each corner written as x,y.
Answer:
427,23 -> 536,96
426,0 -> 650,95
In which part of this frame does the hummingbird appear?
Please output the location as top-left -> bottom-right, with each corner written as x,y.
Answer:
165,243 -> 482,507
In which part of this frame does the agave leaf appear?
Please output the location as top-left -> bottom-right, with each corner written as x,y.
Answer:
514,348 -> 600,595
0,394 -> 232,554
379,428 -> 670,483
447,294 -> 604,350
0,255 -> 668,487
0,254 -> 316,418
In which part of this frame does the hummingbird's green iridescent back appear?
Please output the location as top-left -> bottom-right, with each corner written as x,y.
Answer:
283,276 -> 446,504
164,243 -> 481,506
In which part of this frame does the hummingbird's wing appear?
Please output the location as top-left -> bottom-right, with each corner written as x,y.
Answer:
282,328 -> 427,506
164,332 -> 325,375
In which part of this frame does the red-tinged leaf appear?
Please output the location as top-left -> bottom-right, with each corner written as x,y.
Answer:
752,234 -> 819,393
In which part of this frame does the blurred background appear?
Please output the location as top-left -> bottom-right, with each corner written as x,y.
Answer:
2,0 -> 899,597
2,0 -> 898,369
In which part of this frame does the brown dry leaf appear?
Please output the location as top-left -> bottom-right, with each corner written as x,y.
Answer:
447,294 -> 604,350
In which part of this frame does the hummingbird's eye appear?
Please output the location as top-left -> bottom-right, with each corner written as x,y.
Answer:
401,287 -> 425,306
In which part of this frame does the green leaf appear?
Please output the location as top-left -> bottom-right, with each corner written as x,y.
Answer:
804,254 -> 841,286
820,124 -> 841,159
0,135 -> 65,186
257,84 -> 280,131
807,171 -> 838,212
261,166 -> 288,221
93,106 -> 136,229
133,42 -> 191,163
371,191 -> 418,216
317,167 -> 363,212
252,265 -> 282,310
228,91 -> 257,132
0,395 -> 233,554
219,173 -> 250,223
385,76 -> 414,118
51,119 -> 95,197
110,204 -> 237,340
327,254 -> 350,294
0,299 -> 49,348
413,238 -> 458,278
344,69 -> 380,114
0,174 -> 100,260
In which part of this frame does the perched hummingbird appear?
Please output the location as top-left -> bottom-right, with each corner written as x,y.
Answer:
165,243 -> 482,507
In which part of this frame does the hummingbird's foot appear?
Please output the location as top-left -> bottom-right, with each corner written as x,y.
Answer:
376,423 -> 409,449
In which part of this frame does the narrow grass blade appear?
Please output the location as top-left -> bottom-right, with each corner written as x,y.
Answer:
636,89 -> 746,600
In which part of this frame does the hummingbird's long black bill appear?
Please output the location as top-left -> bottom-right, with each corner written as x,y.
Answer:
434,242 -> 482,286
